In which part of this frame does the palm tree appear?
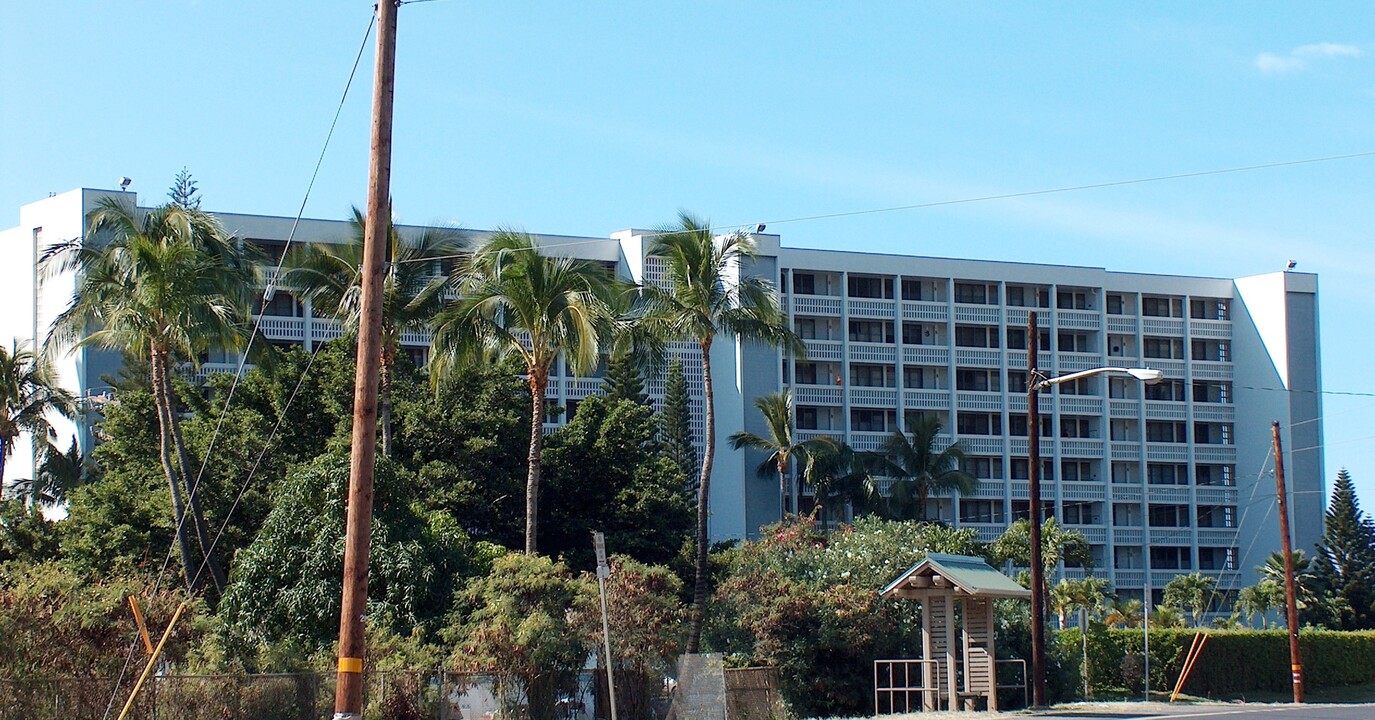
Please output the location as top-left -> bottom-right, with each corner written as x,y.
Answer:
1236,580 -> 1284,628
284,207 -> 465,456
0,340 -> 75,495
44,196 -> 254,595
1162,572 -> 1217,627
636,211 -> 800,654
1049,577 -> 1111,629
1105,596 -> 1144,628
729,390 -> 826,518
799,438 -> 876,528
991,517 -> 1094,574
875,416 -> 976,521
431,230 -> 617,554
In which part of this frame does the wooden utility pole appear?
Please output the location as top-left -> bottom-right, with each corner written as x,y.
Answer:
334,2 -> 399,718
1271,421 -> 1304,703
1026,311 -> 1047,707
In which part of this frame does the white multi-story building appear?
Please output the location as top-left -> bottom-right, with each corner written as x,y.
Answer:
4,187 -> 1324,602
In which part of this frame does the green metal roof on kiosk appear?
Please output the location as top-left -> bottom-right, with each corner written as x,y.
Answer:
880,553 -> 1032,599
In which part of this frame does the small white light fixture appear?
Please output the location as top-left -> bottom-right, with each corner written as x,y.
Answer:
1126,368 -> 1164,384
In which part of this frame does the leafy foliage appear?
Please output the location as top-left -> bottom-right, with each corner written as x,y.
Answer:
444,553 -> 595,720
1162,572 -> 1218,627
872,416 -> 976,521
0,340 -> 75,500
602,351 -> 648,406
1314,468 -> 1375,630
990,517 -> 1093,574
658,356 -> 697,497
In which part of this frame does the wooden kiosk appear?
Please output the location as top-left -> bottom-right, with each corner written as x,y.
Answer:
878,553 -> 1031,712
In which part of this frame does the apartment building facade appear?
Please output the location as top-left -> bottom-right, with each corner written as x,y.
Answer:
3,187 -> 1324,600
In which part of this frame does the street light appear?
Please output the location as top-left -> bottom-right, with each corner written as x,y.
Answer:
1025,310 -> 1163,707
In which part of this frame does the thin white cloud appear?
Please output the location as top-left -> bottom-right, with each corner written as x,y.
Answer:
1255,42 -> 1362,73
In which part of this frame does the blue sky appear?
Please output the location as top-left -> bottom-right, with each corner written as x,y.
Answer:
4,2 -> 1374,504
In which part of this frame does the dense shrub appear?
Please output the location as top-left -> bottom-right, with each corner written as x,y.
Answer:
1059,627 -> 1375,697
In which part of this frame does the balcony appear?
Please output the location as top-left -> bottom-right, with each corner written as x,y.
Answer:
803,339 -> 842,361
1197,529 -> 1238,546
1141,317 -> 1186,336
953,348 -> 1000,368
797,429 -> 843,443
1006,308 -> 1051,328
566,378 -> 603,398
902,300 -> 947,322
1110,442 -> 1141,460
1150,528 -> 1192,544
1108,400 -> 1139,417
1192,404 -> 1235,422
1189,319 -> 1232,339
1191,361 -> 1233,381
959,437 -> 1004,456
849,431 -> 889,452
1113,570 -> 1145,587
1006,350 -> 1054,369
903,388 -> 951,409
963,523 -> 1007,543
849,387 -> 898,407
1144,401 -> 1187,420
1058,352 -> 1104,372
254,315 -> 306,341
794,385 -> 843,405
956,391 -> 1004,411
849,343 -> 897,363
1010,482 -> 1029,499
312,318 -> 346,343
954,305 -> 1001,324
1057,310 -> 1101,330
1113,528 -> 1144,545
791,295 -> 841,316
1075,527 -> 1108,544
1146,486 -> 1190,503
903,346 -> 949,365
1194,446 -> 1237,464
1112,485 -> 1143,502
1062,484 -> 1106,501
1058,396 -> 1103,415
1105,316 -> 1138,334
1195,486 -> 1237,504
848,298 -> 896,319
1060,439 -> 1105,458
1145,443 -> 1189,462
1144,359 -> 1186,378
1008,438 -> 1054,456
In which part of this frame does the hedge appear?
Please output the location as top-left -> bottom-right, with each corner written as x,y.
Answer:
1055,628 -> 1375,697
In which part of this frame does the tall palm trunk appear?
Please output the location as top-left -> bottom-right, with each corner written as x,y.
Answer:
150,349 -> 198,592
158,349 -> 226,595
380,346 -> 395,457
525,365 -> 550,554
686,337 -> 714,654
778,464 -> 787,520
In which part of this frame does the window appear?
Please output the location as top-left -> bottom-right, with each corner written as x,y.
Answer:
1196,464 -> 1235,486
1150,546 -> 1192,570
954,325 -> 999,348
794,318 -> 817,339
1057,332 -> 1094,353
1006,285 -> 1049,308
794,362 -> 819,385
1110,420 -> 1138,441
1197,505 -> 1236,529
1061,460 -> 1096,482
1056,376 -> 1096,396
1059,416 -> 1094,438
1008,415 -> 1052,437
1005,328 -> 1048,350
903,365 -> 941,389
904,410 -> 943,430
1198,547 -> 1237,571
962,457 -> 1002,479
1011,458 -> 1054,480
1057,289 -> 1091,310
1147,463 -> 1188,485
1192,381 -> 1231,404
1146,421 -> 1187,443
1106,293 -> 1128,315
956,369 -> 999,392
1143,337 -> 1183,359
960,500 -> 1005,524
404,346 -> 427,368
850,408 -> 894,432
1191,339 -> 1229,362
1144,379 -> 1186,401
957,412 -> 1001,436
1190,298 -> 1229,320
903,322 -> 941,345
1193,422 -> 1232,445
257,291 -> 301,317
792,272 -> 817,295
848,275 -> 893,299
796,407 -> 819,430
1113,503 -> 1142,527
1063,501 -> 1101,525
848,320 -> 893,343
1012,500 -> 1055,521
1142,296 -> 1183,318
1149,504 -> 1191,527
954,282 -> 995,304
1111,462 -> 1135,484
1114,545 -> 1143,569
1007,370 -> 1028,393
902,277 -> 943,301
850,364 -> 894,387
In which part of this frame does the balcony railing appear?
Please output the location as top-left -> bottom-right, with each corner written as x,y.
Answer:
902,300 -> 947,322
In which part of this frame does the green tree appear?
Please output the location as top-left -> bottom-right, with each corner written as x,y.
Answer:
45,195 -> 255,595
874,416 -> 976,521
1049,577 -> 1110,629
1104,596 -> 1143,628
1162,572 -> 1217,627
636,212 -> 800,653
0,340 -> 75,502
799,438 -> 875,528
729,390 -> 826,518
658,356 -> 697,497
284,207 -> 465,456
444,553 -> 595,720
219,452 -> 491,654
991,517 -> 1094,576
0,498 -> 61,566
1235,580 -> 1284,628
432,230 -> 618,554
539,394 -> 693,569
602,350 -> 648,406
1313,468 -> 1375,630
